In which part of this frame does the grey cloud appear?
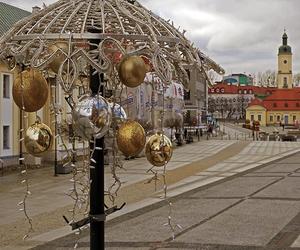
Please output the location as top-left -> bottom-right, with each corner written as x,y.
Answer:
2,0 -> 300,74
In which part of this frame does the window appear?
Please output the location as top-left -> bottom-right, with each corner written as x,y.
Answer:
284,77 -> 287,87
277,115 -> 281,122
244,90 -> 247,94
284,60 -> 287,64
3,126 -> 10,149
258,115 -> 262,121
284,103 -> 288,107
251,115 -> 254,121
296,103 -> 300,108
270,116 -> 273,122
3,74 -> 10,98
273,103 -> 277,108
293,116 -> 296,122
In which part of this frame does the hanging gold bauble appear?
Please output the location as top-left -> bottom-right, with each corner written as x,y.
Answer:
116,120 -> 146,157
118,55 -> 147,88
48,41 -> 68,73
24,121 -> 53,157
145,132 -> 173,167
13,68 -> 48,112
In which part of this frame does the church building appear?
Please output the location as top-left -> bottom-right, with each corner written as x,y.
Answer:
246,31 -> 300,126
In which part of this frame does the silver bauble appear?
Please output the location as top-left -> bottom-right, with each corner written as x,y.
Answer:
72,95 -> 112,140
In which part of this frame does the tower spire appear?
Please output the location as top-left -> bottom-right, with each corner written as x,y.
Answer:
282,29 -> 288,46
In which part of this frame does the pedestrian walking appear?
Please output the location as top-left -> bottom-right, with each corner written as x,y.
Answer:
184,128 -> 188,140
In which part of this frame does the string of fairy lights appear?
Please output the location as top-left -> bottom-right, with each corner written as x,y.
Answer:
2,38 -> 189,248
0,0 -> 215,245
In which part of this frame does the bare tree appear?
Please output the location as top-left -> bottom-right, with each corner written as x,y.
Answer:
207,70 -> 221,84
293,73 -> 300,86
257,70 -> 276,87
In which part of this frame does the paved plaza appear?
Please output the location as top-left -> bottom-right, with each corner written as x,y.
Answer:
1,138 -> 300,249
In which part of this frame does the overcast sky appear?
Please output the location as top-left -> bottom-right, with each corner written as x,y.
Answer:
2,0 -> 300,76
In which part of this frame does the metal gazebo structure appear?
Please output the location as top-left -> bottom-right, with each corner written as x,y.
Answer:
0,0 -> 223,249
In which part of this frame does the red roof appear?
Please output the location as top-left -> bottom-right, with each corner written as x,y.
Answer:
264,89 -> 300,101
248,98 -> 266,108
248,89 -> 300,111
209,83 -> 276,95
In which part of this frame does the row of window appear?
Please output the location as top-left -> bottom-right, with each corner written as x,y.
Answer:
209,97 -> 251,103
250,115 -> 297,123
269,115 -> 297,122
272,103 -> 300,108
251,115 -> 262,122
210,88 -> 253,94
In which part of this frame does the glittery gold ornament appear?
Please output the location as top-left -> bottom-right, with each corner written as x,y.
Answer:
118,55 -> 147,88
13,68 -> 48,112
145,132 -> 173,167
48,41 -> 68,73
116,120 -> 146,157
24,121 -> 53,157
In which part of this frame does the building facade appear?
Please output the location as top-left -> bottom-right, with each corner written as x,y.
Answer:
246,31 -> 300,126
0,3 -> 31,164
208,83 -> 275,120
246,89 -> 300,126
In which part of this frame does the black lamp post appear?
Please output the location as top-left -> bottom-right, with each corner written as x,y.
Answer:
89,34 -> 105,250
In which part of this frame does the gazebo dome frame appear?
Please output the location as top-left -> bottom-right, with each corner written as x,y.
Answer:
0,0 -> 213,94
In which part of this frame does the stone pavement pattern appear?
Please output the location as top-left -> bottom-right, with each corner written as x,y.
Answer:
1,140 -> 300,249
32,152 -> 300,250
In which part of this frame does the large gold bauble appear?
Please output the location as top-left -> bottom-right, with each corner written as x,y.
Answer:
24,121 -> 53,157
118,55 -> 147,88
116,120 -> 146,157
48,41 -> 68,73
13,68 -> 48,112
145,132 -> 173,167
